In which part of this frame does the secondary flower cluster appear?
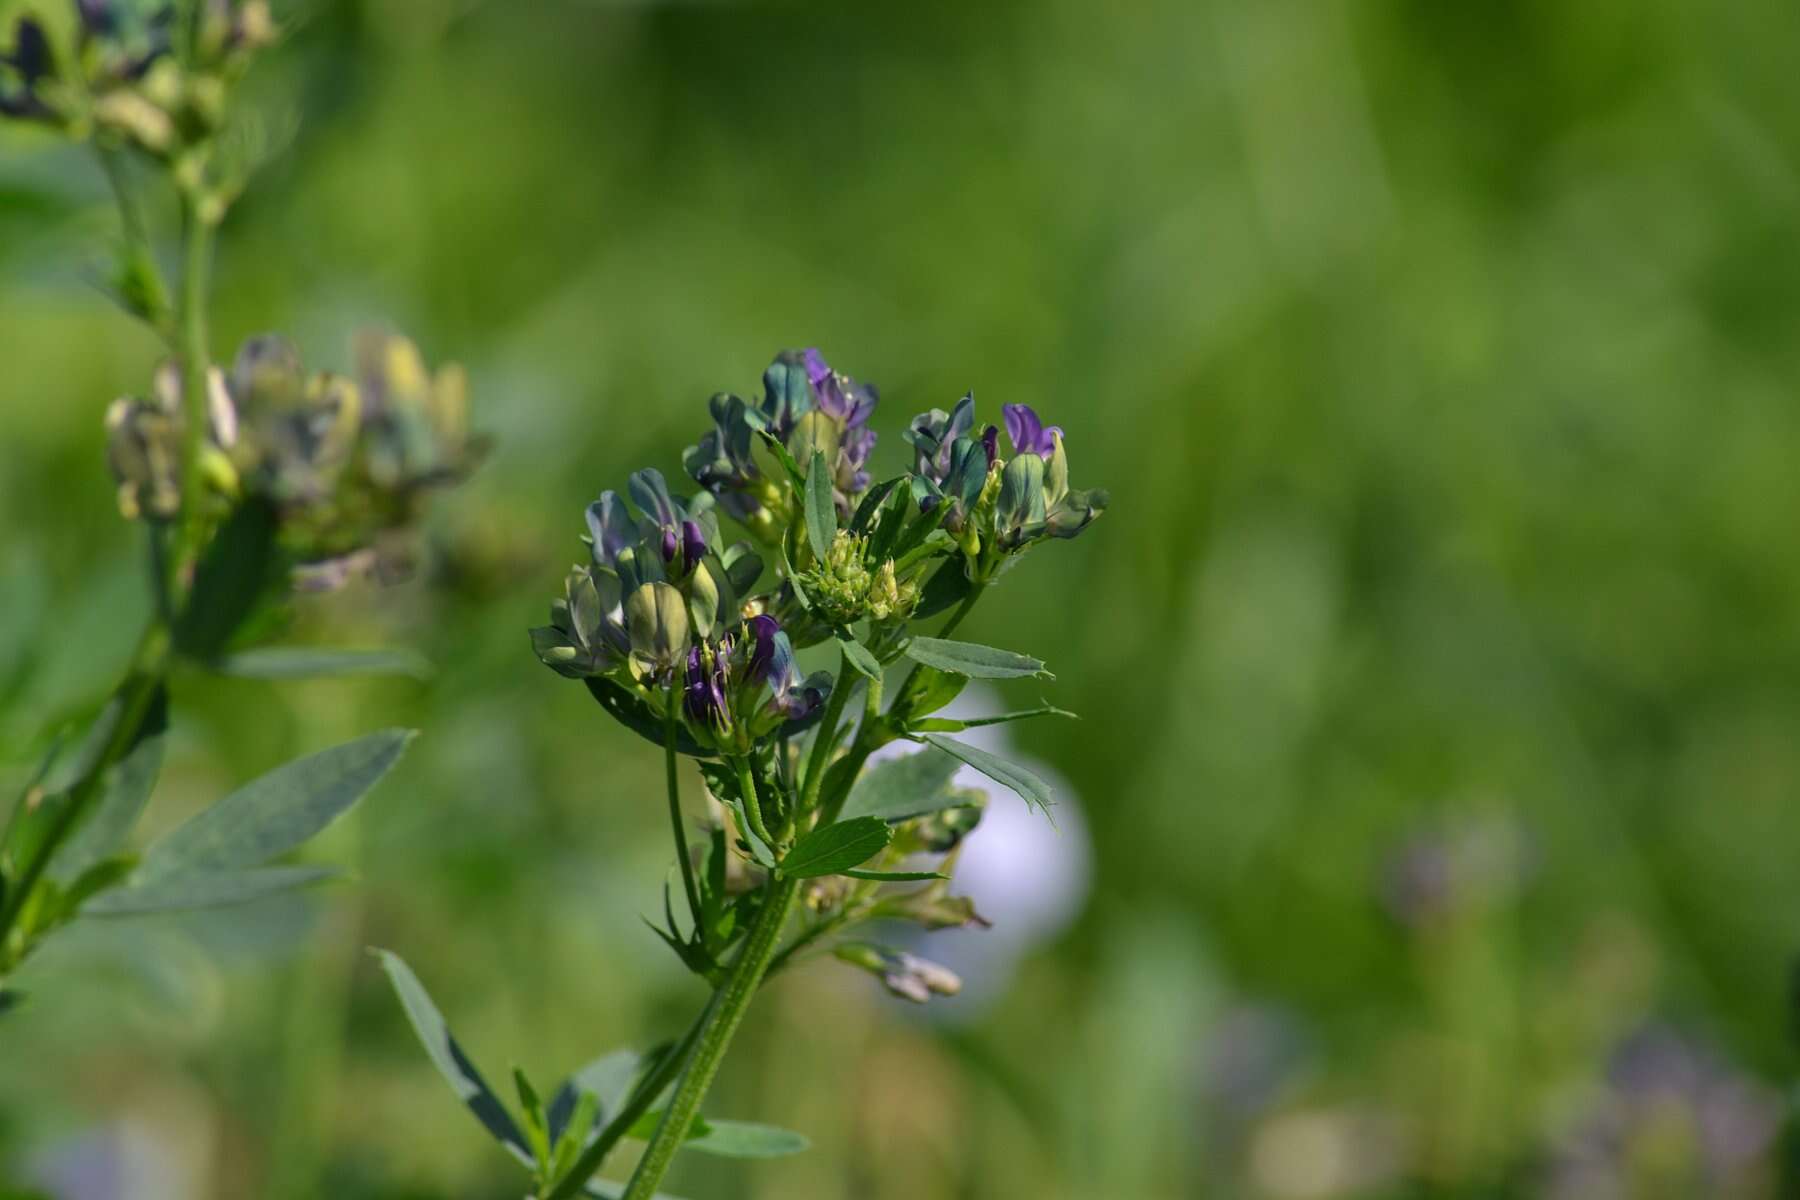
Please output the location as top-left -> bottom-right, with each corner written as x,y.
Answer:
105,330 -> 486,589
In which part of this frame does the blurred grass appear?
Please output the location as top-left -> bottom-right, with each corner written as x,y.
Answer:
5,0 -> 1800,1196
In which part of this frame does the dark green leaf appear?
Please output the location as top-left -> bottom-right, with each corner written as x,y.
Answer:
805,450 -> 837,562
843,869 -> 948,882
919,734 -> 1054,818
173,497 -> 280,662
913,561 -> 974,620
138,729 -> 414,880
780,816 -> 892,878
848,477 -> 903,535
371,948 -> 535,1168
839,747 -> 964,822
211,646 -> 433,681
586,678 -> 714,758
83,864 -> 340,915
904,637 -> 1049,679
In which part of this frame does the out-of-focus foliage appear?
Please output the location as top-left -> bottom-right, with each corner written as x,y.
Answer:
3,0 -> 1800,1197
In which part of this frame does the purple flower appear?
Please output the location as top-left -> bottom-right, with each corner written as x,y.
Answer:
981,424 -> 999,465
683,643 -> 730,730
1002,404 -> 1062,460
905,394 -> 976,485
804,347 -> 877,428
745,614 -> 780,683
680,519 -> 707,567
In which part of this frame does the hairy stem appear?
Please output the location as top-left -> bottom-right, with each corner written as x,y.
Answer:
664,693 -> 703,934
170,192 -> 214,595
619,874 -> 802,1200
732,756 -> 776,851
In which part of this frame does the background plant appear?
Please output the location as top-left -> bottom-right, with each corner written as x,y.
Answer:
5,1 -> 1800,1198
0,0 -> 478,1013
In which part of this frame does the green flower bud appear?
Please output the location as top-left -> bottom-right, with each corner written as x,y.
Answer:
627,580 -> 690,676
786,409 -> 841,467
866,559 -> 918,623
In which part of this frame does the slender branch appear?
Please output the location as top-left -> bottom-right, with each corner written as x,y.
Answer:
936,587 -> 981,639
617,874 -> 802,1200
664,691 -> 703,935
169,190 -> 215,596
732,755 -> 776,851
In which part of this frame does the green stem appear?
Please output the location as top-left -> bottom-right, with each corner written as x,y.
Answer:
170,192 -> 214,595
936,587 -> 981,639
664,693 -> 703,934
732,756 -> 776,851
618,874 -> 802,1200
798,651 -> 855,815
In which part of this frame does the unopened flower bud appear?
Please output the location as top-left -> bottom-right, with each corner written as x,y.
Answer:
626,581 -> 690,676
834,943 -> 962,1004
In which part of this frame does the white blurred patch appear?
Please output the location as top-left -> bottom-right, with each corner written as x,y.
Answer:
866,684 -> 1092,1020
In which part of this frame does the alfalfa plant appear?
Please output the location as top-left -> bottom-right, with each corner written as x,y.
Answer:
379,349 -> 1106,1198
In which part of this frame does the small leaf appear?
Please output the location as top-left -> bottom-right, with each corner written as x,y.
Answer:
683,1120 -> 811,1158
839,747 -> 964,823
82,864 -> 339,915
913,561 -> 974,620
626,1109 -> 711,1142
843,869 -> 948,882
805,450 -> 837,562
754,427 -> 808,487
548,1048 -> 647,1141
904,637 -> 1048,680
371,948 -> 535,1168
211,646 -> 433,680
138,729 -> 414,880
515,1066 -> 551,1168
780,817 -> 892,879
919,734 -> 1054,819
836,635 -> 882,681
910,705 -> 1077,732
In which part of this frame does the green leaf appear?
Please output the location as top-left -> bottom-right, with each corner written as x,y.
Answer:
754,427 -> 808,487
211,646 -> 434,681
548,1048 -> 646,1141
836,635 -> 882,680
919,734 -> 1054,819
888,665 -> 968,724
173,497 -> 280,662
780,816 -> 892,879
684,1120 -> 811,1158
805,449 -> 837,562
839,747 -> 965,823
910,705 -> 1077,732
843,869 -> 948,882
137,729 -> 414,880
371,948 -> 535,1168
83,864 -> 340,915
515,1066 -> 551,1168
904,637 -> 1049,679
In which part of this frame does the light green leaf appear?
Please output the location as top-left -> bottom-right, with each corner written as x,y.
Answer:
780,816 -> 892,879
836,635 -> 882,680
684,1120 -> 810,1158
212,646 -> 433,680
805,449 -> 837,562
919,734 -> 1054,819
371,948 -> 535,1168
909,705 -> 1077,733
138,729 -> 414,880
82,864 -> 340,915
839,747 -> 965,822
904,637 -> 1049,679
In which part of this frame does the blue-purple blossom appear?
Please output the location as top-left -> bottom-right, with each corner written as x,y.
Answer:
1002,403 -> 1062,460
745,613 -> 780,683
683,638 -> 732,730
802,347 -> 879,496
905,394 -> 976,486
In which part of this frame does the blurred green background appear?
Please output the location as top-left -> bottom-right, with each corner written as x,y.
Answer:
5,0 -> 1800,1196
